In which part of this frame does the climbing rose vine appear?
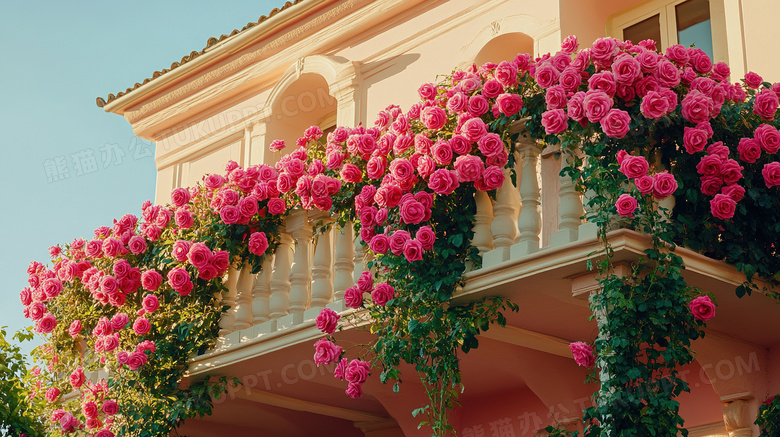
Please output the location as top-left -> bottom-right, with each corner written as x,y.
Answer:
17,33 -> 780,437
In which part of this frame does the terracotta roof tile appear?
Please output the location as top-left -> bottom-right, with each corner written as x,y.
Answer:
97,0 -> 304,108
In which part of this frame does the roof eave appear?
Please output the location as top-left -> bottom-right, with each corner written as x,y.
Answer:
101,0 -> 329,116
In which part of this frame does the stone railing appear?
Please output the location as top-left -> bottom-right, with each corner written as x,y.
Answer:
212,120 -> 597,349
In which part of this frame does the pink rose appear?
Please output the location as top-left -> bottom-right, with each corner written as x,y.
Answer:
542,109 -> 568,134
533,62 -> 559,89
313,338 -> 342,366
174,209 -> 194,229
127,351 -> 148,370
346,382 -> 363,399
681,90 -> 713,124
722,185 -> 745,202
357,271 -> 373,293
634,175 -> 654,195
763,162 -> 780,188
267,198 -> 287,215
559,67 -> 582,93
454,155 -> 485,182
477,133 -> 505,157
316,308 -> 340,335
418,82 -> 437,100
45,387 -> 60,402
588,71 -> 616,97
402,239 -> 424,263
141,270 -> 163,291
344,286 -> 363,309
640,91 -> 669,119
720,160 -> 744,186
710,194 -> 737,219
170,187 -> 190,207
700,176 -> 724,196
333,358 -> 349,380
219,205 -> 240,224
754,89 -> 779,121
619,155 -> 649,179
248,232 -> 269,256
111,313 -> 129,331
43,278 -> 63,298
82,401 -> 98,418
744,71 -> 763,89
340,163 -> 363,183
666,45 -> 690,66
345,359 -> 371,384
100,275 -> 119,295
494,60 -> 518,86
167,268 -> 190,290
737,138 -> 761,163
68,320 -> 82,338
172,240 -> 191,262
600,109 -> 631,139
479,165 -> 505,191
187,243 -> 212,269
133,317 -> 151,335
755,124 -> 780,154
583,90 -> 612,123
496,93 -> 523,116
691,49 -> 712,74
652,172 -> 678,199
590,37 -> 618,67
416,226 -> 436,250
142,294 -> 159,313
683,127 -> 709,154
460,118 -> 487,142
389,230 -> 411,256
70,368 -> 86,388
366,156 -> 386,180
371,283 -> 395,306
569,341 -> 595,367
127,235 -> 147,255
427,169 -> 459,195
655,60 -> 681,88
615,194 -> 638,218
696,154 -> 723,176
566,92 -> 586,122
431,140 -> 453,165
36,313 -> 57,334
420,106 -> 447,130
689,296 -> 716,321
368,234 -> 390,255
468,95 -> 489,116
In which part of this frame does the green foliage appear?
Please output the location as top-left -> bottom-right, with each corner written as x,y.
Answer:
0,327 -> 45,437
756,395 -> 780,437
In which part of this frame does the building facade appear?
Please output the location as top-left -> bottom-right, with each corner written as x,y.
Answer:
99,1 -> 780,435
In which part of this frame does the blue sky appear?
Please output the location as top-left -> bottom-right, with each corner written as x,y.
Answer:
0,0 -> 282,354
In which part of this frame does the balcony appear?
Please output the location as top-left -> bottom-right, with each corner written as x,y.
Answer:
180,124 -> 780,437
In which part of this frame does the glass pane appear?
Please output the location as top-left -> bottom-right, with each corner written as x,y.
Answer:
676,0 -> 713,59
623,14 -> 662,48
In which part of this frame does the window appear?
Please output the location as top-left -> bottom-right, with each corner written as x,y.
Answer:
608,0 -> 714,60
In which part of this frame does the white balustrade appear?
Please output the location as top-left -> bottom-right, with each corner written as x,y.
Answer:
333,222 -> 355,301
232,264 -> 254,331
511,140 -> 542,258
472,190 -> 494,256
550,146 -> 584,246
310,215 -> 334,312
219,267 -> 238,336
251,257 -> 273,325
269,229 -> 293,320
287,209 -> 312,325
208,120 -> 604,350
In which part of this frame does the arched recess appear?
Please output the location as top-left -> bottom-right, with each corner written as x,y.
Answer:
251,55 -> 361,166
474,32 -> 535,67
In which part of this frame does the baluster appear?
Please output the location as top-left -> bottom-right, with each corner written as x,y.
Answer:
482,164 -> 520,268
310,216 -> 334,312
269,229 -> 293,320
353,237 -> 367,285
471,190 -> 494,256
251,257 -> 273,325
287,209 -> 312,324
219,267 -> 239,337
232,263 -> 254,331
333,222 -> 355,302
550,146 -> 584,246
512,141 -> 543,257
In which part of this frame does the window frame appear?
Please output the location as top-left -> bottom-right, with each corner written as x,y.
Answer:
607,0 -> 726,63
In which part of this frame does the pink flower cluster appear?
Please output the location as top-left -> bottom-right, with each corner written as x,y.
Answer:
614,152 -> 678,217
534,36 -> 751,139
49,378 -> 117,435
343,271 -> 396,308
694,143 -> 747,220
205,160 -> 286,223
